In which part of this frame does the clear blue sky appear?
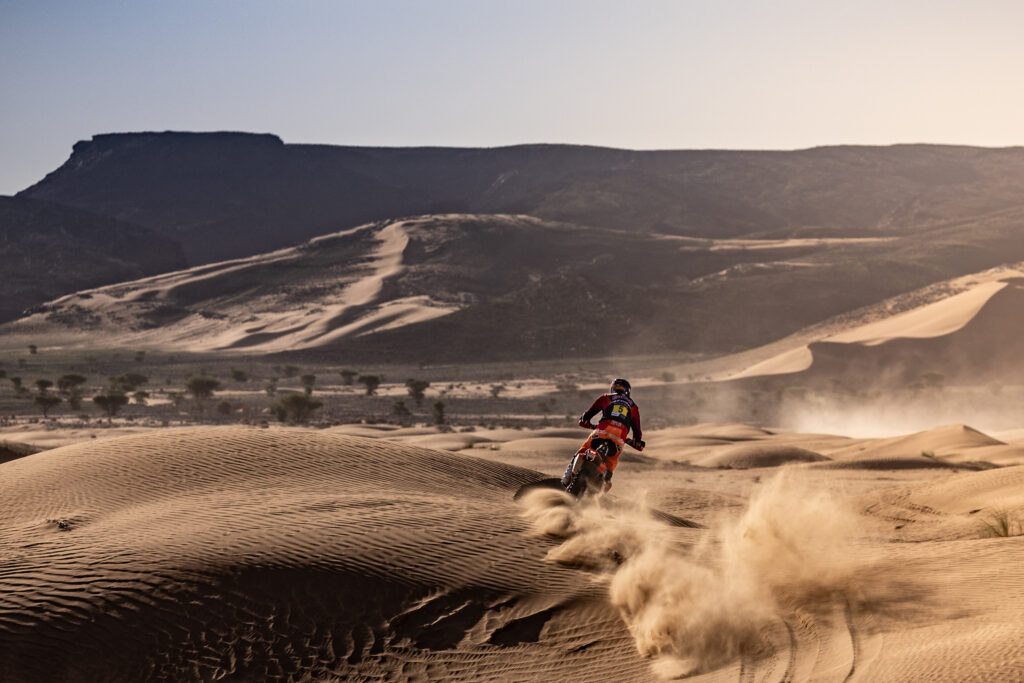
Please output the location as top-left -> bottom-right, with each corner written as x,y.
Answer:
3,0 -> 1024,194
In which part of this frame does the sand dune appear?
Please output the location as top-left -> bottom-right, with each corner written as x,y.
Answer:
729,267 -> 1024,381
5,423 -> 1024,680
3,218 -> 458,353
695,442 -> 828,468
0,428 -> 654,681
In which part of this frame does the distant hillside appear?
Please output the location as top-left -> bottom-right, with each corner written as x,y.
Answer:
11,211 -> 1024,365
20,132 -> 1024,265
0,196 -> 187,323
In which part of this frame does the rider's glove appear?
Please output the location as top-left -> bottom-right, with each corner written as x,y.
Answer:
578,418 -> 591,429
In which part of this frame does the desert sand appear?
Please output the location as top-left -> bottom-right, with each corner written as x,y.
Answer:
3,422 -> 1024,681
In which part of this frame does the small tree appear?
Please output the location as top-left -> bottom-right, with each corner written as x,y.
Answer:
264,380 -> 278,397
10,377 -> 27,396
33,394 -> 62,418
405,379 -> 430,405
67,388 -> 83,411
281,365 -> 300,378
57,374 -> 87,393
112,372 -> 148,392
392,400 -> 411,417
167,391 -> 186,410
131,391 -> 150,406
339,369 -> 357,385
432,399 -> 446,425
230,368 -> 249,383
300,374 -> 317,396
28,344 -> 37,355
184,376 -> 222,414
270,393 -> 323,424
35,379 -> 53,394
358,375 -> 381,396
215,400 -> 233,416
490,384 -> 505,399
93,392 -> 129,422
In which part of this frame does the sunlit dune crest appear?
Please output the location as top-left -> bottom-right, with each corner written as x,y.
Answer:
729,266 -> 1024,380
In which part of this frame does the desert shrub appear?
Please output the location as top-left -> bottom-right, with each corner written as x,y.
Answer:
112,372 -> 148,392
339,369 -> 357,385
184,376 -> 222,413
33,394 -> 61,418
57,374 -> 87,393
67,389 -> 83,410
35,379 -> 53,393
661,371 -> 676,382
358,375 -> 381,396
215,400 -> 233,416
93,392 -> 129,421
264,380 -> 278,397
27,344 -> 37,355
271,393 -> 323,424
432,399 -> 446,425
406,379 -> 430,405
392,400 -> 411,416
132,391 -> 150,406
980,508 -> 1022,538
134,350 -> 145,362
490,384 -> 505,398
230,368 -> 249,383
300,374 -> 317,395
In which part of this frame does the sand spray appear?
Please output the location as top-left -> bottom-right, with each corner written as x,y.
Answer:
519,470 -> 876,677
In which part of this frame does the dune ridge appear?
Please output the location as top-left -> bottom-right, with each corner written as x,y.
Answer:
0,428 -> 653,681
6,424 -> 1024,680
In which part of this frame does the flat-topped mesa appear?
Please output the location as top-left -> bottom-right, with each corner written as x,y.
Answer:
73,130 -> 284,152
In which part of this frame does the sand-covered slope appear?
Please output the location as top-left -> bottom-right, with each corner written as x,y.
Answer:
6,425 -> 1024,681
728,268 -> 1024,386
0,428 -> 653,681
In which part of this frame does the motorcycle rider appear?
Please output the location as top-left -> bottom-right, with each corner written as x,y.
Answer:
561,378 -> 643,490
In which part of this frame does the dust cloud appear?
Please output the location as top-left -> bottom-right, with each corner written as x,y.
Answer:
778,385 -> 1024,437
520,471 -> 878,677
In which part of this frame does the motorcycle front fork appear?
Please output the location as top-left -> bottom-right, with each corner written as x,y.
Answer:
561,454 -> 582,485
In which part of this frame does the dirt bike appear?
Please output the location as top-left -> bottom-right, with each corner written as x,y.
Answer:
563,422 -> 645,498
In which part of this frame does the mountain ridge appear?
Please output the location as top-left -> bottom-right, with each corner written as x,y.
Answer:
22,131 -> 1024,266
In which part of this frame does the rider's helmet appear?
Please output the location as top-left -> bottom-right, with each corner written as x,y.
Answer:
610,378 -> 631,396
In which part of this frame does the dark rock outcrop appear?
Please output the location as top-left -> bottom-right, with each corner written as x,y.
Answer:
0,195 -> 187,322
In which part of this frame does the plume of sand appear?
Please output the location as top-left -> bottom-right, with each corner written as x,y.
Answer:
519,470 -> 872,677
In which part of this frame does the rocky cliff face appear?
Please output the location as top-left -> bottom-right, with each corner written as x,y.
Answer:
0,196 -> 187,322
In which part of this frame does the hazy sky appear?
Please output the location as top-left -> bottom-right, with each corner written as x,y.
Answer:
3,0 -> 1024,194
